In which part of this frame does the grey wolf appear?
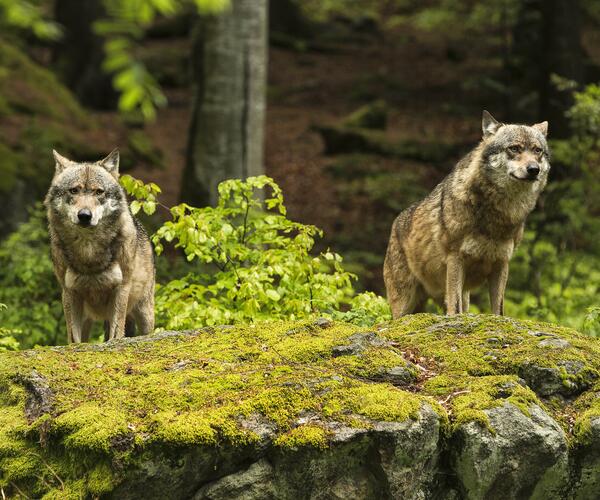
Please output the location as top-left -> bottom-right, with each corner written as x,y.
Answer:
45,150 -> 155,342
384,110 -> 550,317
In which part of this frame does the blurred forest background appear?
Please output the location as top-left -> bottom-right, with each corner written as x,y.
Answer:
1,0 -> 600,349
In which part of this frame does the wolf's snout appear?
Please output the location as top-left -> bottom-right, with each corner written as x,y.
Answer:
77,209 -> 93,226
526,163 -> 540,178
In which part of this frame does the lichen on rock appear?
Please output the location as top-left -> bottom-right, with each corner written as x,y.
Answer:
0,314 -> 599,498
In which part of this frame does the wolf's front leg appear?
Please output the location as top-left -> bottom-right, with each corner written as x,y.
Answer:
109,283 -> 132,340
489,261 -> 509,315
62,290 -> 84,343
445,254 -> 465,315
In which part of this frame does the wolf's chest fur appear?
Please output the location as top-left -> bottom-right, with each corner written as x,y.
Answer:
59,227 -> 121,276
65,262 -> 123,291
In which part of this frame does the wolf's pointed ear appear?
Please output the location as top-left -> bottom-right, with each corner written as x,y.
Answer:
52,150 -> 74,174
482,110 -> 502,138
533,121 -> 548,137
99,149 -> 120,178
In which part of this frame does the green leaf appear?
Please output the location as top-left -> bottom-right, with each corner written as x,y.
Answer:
266,289 -> 281,301
130,200 -> 142,215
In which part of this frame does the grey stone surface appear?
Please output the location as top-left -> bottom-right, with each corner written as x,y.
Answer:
519,360 -> 596,397
193,459 -> 275,500
451,403 -> 569,500
572,415 -> 600,499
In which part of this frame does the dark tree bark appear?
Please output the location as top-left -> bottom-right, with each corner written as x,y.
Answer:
269,0 -> 312,38
508,0 -> 584,136
539,0 -> 585,138
52,0 -> 117,109
181,0 -> 268,206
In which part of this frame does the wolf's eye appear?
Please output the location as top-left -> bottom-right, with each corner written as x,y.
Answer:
508,145 -> 521,154
95,189 -> 105,195
533,147 -> 543,155
69,187 -> 79,195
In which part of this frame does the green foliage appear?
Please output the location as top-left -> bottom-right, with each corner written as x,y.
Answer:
0,304 -> 20,351
583,307 -> 600,337
0,0 -> 231,120
0,176 -> 388,350
0,206 -> 64,349
330,291 -> 391,327
121,174 -> 391,329
97,0 -> 230,120
0,0 -> 61,39
505,84 -> 600,336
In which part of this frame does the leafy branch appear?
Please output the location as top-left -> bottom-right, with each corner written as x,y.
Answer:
120,174 -> 390,329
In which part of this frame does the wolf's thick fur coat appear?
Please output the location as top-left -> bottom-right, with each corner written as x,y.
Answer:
384,111 -> 550,317
45,150 -> 155,343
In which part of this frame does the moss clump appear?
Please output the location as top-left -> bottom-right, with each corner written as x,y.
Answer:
0,320 -> 430,497
383,314 -> 600,436
274,425 -> 330,449
571,380 -> 600,445
426,374 -> 538,433
1,314 -> 599,497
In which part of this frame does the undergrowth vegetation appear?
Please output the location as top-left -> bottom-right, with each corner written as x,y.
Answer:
505,84 -> 600,336
0,175 -> 390,348
121,174 -> 390,330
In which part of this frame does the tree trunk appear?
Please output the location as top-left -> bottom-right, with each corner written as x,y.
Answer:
52,0 -> 117,109
539,0 -> 584,138
508,0 -> 584,134
181,0 -> 268,206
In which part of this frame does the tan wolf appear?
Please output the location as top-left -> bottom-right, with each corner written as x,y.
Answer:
384,111 -> 550,318
45,150 -> 155,343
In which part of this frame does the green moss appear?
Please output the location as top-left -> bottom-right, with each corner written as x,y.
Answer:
331,346 -> 413,379
1,315 -> 600,497
86,462 -> 116,495
427,374 -> 539,433
274,424 -> 330,449
572,380 -> 600,445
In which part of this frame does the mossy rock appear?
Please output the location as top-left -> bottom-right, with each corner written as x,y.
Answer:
1,315 -> 600,498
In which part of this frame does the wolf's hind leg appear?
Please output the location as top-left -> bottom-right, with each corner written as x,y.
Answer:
462,291 -> 470,313
132,295 -> 155,336
384,234 -> 424,318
